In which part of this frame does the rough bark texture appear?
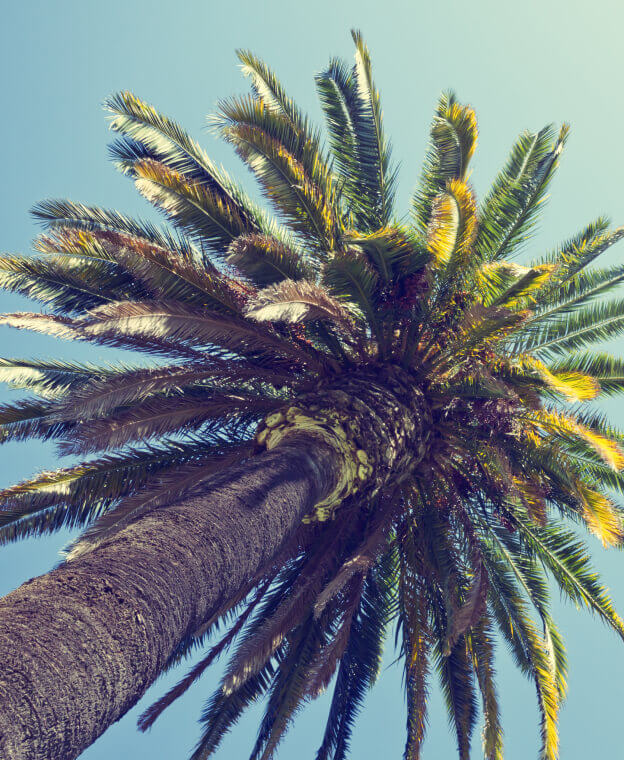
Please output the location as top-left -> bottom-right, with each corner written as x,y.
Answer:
0,435 -> 339,760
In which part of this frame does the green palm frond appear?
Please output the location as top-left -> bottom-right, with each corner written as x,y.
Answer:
191,562 -> 304,758
542,218 -> 624,280
106,91 -> 239,187
514,515 -> 624,637
315,58 -> 360,224
518,298 -> 624,356
132,158 -> 258,251
480,537 -> 560,760
349,29 -> 397,230
475,125 -> 567,262
322,250 -> 383,347
237,49 -> 315,138
529,263 -> 624,325
315,558 -> 393,760
343,227 -> 428,285
106,91 -> 273,249
435,636 -> 479,760
32,198 -> 199,257
468,620 -> 503,760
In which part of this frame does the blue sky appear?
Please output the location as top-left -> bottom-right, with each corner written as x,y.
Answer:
2,1 -> 624,757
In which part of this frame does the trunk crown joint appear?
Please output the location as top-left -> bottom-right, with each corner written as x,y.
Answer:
255,368 -> 428,522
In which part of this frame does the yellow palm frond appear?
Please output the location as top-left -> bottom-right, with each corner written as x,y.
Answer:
426,179 -> 477,269
444,102 -> 478,178
575,480 -> 623,547
533,634 -> 560,760
519,356 -> 600,401
527,408 -> 624,470
433,98 -> 479,182
493,264 -> 555,308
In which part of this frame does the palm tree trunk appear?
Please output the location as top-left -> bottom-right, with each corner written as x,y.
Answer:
0,434 -> 340,760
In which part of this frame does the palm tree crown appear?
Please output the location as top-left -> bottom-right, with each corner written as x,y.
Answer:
3,29 -> 624,760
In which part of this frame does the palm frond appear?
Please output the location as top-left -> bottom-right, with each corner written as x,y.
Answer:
433,636 -> 478,760
32,198 -> 198,257
106,91 -> 244,187
191,561 -> 307,759
249,619 -> 323,760
543,219 -> 624,281
468,620 -> 503,760
513,356 -> 600,401
514,515 -> 624,637
58,391 -> 273,455
322,250 -> 383,347
0,309 -> 204,359
83,228 -> 246,311
343,227 -> 428,285
107,91 -> 269,247
0,357 -> 117,398
481,533 -> 560,760
348,29 -> 396,230
413,92 -> 478,232
49,361 -> 283,422
0,254 -> 136,313
227,233 -> 314,286
488,264 -> 554,309
399,562 -> 430,760
527,408 -> 624,472
0,438 -> 220,542
0,398 -> 69,444
215,97 -> 340,250
475,125 -> 567,261
133,159 -> 256,251
517,298 -> 624,357
548,352 -> 624,396
426,180 -> 477,305
245,279 -> 355,335
80,300 -> 320,367
237,49 -> 311,136
315,552 -> 394,760
531,263 -> 624,322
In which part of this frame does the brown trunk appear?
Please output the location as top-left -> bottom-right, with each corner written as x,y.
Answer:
0,435 -> 339,760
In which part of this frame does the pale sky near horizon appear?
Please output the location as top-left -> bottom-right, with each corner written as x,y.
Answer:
2,1 -> 624,758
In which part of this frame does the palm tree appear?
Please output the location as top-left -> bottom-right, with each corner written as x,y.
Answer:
1,29 -> 624,760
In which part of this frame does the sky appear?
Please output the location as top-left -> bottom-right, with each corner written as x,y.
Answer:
1,0 -> 624,758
